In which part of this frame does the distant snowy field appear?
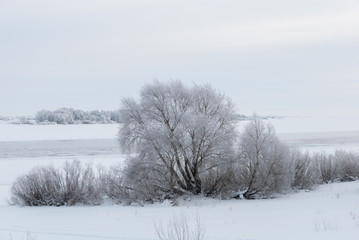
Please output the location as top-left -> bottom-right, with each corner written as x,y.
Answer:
0,116 -> 359,240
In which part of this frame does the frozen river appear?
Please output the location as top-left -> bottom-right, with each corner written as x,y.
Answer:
1,116 -> 359,160
279,131 -> 359,153
0,139 -> 121,159
1,131 -> 359,160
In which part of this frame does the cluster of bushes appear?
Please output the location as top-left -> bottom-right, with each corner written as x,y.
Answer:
0,115 -> 35,124
10,140 -> 359,207
9,81 -> 359,206
291,150 -> 359,187
107,121 -> 359,204
10,116 -> 35,125
315,150 -> 359,183
35,108 -> 121,124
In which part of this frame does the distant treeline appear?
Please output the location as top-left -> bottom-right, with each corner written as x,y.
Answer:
1,111 -> 279,125
35,108 -> 121,124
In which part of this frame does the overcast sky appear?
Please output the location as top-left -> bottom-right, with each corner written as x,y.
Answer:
1,0 -> 359,117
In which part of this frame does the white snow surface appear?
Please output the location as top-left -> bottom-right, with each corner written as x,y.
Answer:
0,122 -> 119,141
1,116 -> 359,239
1,179 -> 358,240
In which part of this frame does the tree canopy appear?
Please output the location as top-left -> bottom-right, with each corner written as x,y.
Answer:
119,80 -> 238,195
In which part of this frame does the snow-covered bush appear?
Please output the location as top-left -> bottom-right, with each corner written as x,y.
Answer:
291,150 -> 320,190
333,150 -> 359,181
235,116 -> 294,199
315,152 -> 339,183
10,160 -> 103,206
11,165 -> 63,206
316,150 -> 359,183
61,161 -> 103,205
35,110 -> 55,123
102,161 -> 151,205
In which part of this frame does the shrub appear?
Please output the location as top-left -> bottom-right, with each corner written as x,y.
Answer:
316,150 -> 359,183
155,215 -> 205,240
10,160 -> 102,206
315,152 -> 338,183
333,150 -> 359,181
291,150 -> 320,190
235,116 -> 294,199
102,163 -> 141,205
10,165 -> 63,206
103,155 -> 174,205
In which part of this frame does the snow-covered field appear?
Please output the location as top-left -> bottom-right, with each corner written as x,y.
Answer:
0,117 -> 359,240
2,181 -> 359,240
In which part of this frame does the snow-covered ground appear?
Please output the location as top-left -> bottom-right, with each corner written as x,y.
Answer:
0,116 -> 358,240
1,181 -> 359,240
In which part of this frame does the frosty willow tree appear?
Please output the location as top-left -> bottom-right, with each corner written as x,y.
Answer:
237,116 -> 293,199
119,81 -> 237,196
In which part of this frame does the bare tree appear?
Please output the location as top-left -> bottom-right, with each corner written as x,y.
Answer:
119,80 -> 237,198
236,116 -> 293,199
